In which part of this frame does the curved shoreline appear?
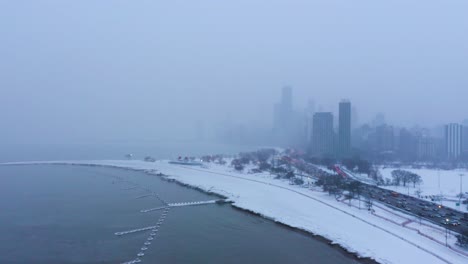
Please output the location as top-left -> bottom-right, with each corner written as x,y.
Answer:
2,162 -> 379,264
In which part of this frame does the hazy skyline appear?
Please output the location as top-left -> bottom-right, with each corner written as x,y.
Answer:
1,0 -> 467,144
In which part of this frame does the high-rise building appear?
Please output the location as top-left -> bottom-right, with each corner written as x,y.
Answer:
417,136 -> 436,160
272,86 -> 296,146
305,99 -> 315,144
462,121 -> 468,154
312,112 -> 334,157
351,106 -> 359,129
273,87 -> 293,131
338,100 -> 351,158
463,128 -> 468,155
398,128 -> 417,161
444,123 -> 463,160
375,124 -> 394,153
281,86 -> 292,113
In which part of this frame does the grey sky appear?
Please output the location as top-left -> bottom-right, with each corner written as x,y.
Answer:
1,0 -> 467,144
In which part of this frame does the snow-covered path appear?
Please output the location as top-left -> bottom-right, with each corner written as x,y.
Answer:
176,165 -> 461,264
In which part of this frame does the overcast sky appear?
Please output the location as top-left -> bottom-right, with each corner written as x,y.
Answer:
1,0 -> 467,144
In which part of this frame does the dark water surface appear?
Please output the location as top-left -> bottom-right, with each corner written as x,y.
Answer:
0,165 -> 362,264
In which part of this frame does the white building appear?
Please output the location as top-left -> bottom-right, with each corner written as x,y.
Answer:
444,123 -> 463,159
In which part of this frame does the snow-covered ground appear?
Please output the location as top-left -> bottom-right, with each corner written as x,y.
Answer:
341,167 -> 377,185
315,165 -> 336,175
3,160 -> 468,264
379,167 -> 468,212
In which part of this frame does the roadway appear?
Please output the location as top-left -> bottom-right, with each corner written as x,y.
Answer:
360,185 -> 468,235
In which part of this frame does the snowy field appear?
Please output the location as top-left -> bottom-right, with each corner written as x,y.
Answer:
3,160 -> 468,264
379,167 -> 468,212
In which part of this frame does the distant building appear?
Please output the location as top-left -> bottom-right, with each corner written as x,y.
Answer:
372,113 -> 386,127
273,87 -> 293,132
445,123 -> 463,160
375,124 -> 394,153
351,105 -> 359,129
312,112 -> 334,157
417,136 -> 436,160
398,128 -> 417,161
351,124 -> 373,154
273,86 -> 294,146
305,99 -> 315,144
463,126 -> 468,155
281,86 -> 292,113
338,100 -> 351,158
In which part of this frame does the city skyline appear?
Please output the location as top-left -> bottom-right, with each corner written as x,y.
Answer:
269,86 -> 468,162
1,1 -> 468,144
1,2 -> 468,264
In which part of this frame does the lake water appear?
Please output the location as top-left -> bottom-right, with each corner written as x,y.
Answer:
0,165 -> 364,264
0,143 -> 365,263
0,142 -> 258,163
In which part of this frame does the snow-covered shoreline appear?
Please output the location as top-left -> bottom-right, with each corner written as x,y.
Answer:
2,160 -> 468,264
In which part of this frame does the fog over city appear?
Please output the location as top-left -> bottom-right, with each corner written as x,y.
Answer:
1,0 -> 467,145
3,2 -> 468,264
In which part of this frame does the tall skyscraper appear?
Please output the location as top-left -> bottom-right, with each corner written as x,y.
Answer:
445,123 -> 463,160
281,86 -> 292,113
312,112 -> 334,157
272,86 -> 295,146
305,99 -> 315,144
462,120 -> 468,154
351,105 -> 358,129
463,127 -> 468,155
338,100 -> 351,158
273,86 -> 293,131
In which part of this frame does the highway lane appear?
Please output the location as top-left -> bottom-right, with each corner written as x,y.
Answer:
294,161 -> 467,235
361,184 -> 468,235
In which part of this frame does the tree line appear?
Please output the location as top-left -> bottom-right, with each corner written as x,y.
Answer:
391,170 -> 422,187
